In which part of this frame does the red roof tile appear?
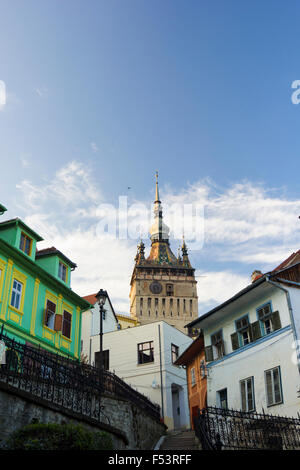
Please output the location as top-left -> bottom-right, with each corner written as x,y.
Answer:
273,250 -> 300,272
82,293 -> 98,306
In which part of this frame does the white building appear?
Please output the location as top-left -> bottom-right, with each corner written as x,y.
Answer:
81,292 -> 119,366
99,321 -> 192,430
186,254 -> 300,418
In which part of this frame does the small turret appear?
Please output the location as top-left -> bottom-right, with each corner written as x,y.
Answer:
181,236 -> 191,267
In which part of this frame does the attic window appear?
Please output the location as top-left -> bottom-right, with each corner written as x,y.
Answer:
58,262 -> 67,282
19,232 -> 32,256
236,315 -> 251,346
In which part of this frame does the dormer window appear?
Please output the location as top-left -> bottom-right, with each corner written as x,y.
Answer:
205,330 -> 225,362
166,284 -> 174,296
19,232 -> 32,256
236,315 -> 251,346
257,304 -> 281,336
58,261 -> 67,282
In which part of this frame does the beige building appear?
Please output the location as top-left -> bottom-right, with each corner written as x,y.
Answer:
129,174 -> 198,334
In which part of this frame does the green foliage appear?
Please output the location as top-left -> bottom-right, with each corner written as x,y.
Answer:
5,421 -> 114,450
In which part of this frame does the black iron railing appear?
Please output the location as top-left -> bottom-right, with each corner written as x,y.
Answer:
193,407 -> 300,450
0,330 -> 161,423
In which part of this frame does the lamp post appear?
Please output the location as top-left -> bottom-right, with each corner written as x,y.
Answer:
95,289 -> 108,371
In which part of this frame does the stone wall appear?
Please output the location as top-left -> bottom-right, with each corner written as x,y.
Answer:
0,383 -> 166,450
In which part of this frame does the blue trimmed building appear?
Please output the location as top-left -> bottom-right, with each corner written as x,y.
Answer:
186,255 -> 300,418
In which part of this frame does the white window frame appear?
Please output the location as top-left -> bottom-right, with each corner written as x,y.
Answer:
240,376 -> 255,412
10,279 -> 23,310
265,366 -> 283,407
58,262 -> 67,282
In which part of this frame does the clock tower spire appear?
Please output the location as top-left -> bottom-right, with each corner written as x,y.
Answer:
129,173 -> 198,334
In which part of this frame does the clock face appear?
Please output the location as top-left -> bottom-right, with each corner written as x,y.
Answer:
150,281 -> 162,294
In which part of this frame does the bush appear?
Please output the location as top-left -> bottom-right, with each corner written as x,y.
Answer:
5,422 -> 114,450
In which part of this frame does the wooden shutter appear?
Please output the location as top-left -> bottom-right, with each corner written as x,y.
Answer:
45,300 -> 56,326
250,321 -> 262,341
54,314 -> 62,331
205,345 -> 214,362
231,332 -> 240,351
265,370 -> 273,406
240,380 -> 246,411
271,311 -> 281,331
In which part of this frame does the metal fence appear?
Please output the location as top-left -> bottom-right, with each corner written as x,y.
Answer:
193,406 -> 300,450
0,330 -> 161,423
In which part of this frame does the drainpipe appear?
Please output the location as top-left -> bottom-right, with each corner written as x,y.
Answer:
265,275 -> 300,375
158,324 -> 164,421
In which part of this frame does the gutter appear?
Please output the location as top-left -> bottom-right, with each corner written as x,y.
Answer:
266,275 -> 300,376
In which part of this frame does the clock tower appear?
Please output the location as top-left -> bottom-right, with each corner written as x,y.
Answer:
129,173 -> 198,334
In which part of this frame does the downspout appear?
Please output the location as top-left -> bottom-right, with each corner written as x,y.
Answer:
158,323 -> 164,421
265,275 -> 300,375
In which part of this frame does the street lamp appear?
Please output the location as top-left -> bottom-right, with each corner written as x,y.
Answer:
95,289 -> 108,371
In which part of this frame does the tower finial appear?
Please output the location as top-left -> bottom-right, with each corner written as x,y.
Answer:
155,170 -> 160,203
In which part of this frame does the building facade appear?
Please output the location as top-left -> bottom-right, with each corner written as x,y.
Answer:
186,257 -> 300,418
94,321 -> 193,430
175,333 -> 207,429
81,291 -> 120,365
129,174 -> 198,334
0,206 -> 90,358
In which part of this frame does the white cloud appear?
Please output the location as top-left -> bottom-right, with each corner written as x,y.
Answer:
16,160 -> 101,214
20,153 -> 31,168
196,270 -> 249,311
15,163 -> 300,314
90,142 -> 99,153
35,86 -> 48,97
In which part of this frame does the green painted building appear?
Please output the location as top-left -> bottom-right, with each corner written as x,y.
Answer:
0,205 -> 91,359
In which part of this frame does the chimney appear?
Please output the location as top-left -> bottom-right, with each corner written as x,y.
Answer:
251,270 -> 263,283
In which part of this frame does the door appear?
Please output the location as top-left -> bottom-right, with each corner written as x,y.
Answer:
172,387 -> 181,429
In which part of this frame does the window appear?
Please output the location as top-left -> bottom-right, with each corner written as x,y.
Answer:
265,366 -> 283,406
19,232 -> 32,256
140,298 -> 143,316
211,330 -> 225,359
200,360 -> 206,378
190,299 -> 193,312
10,279 -> 23,310
258,304 -> 272,334
191,367 -> 196,386
170,298 -> 173,309
236,315 -> 251,346
58,262 -> 67,282
95,350 -> 109,370
183,299 -> 186,312
217,389 -> 228,410
45,300 -> 56,329
147,298 -> 151,308
257,304 -> 281,335
240,377 -> 255,412
62,310 -> 72,338
162,298 -> 165,308
138,341 -> 154,364
166,284 -> 174,296
171,344 -> 179,363
177,299 -> 180,312
155,298 -> 158,308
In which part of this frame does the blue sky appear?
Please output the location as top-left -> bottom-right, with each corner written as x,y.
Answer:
1,1 -> 300,314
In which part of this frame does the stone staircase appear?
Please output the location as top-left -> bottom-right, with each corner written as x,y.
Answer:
159,429 -> 200,451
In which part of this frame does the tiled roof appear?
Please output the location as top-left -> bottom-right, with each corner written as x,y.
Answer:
273,250 -> 300,272
36,246 -> 77,269
82,293 -> 98,305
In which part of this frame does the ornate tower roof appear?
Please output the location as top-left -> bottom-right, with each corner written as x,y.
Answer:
134,173 -> 193,269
